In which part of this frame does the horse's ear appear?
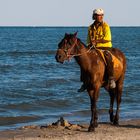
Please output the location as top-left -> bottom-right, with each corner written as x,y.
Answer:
65,33 -> 68,37
74,31 -> 78,37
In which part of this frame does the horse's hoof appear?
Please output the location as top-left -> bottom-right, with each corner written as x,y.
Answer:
113,120 -> 119,126
88,126 -> 95,132
95,123 -> 98,128
110,118 -> 114,123
110,115 -> 115,123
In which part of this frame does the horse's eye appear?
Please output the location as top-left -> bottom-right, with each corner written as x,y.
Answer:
68,41 -> 73,45
64,39 -> 67,43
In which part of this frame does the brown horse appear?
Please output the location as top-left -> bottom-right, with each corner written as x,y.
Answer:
55,32 -> 126,132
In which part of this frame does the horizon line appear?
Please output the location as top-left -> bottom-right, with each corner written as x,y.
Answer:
0,25 -> 139,28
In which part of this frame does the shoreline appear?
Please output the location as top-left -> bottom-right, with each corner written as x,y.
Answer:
0,118 -> 140,140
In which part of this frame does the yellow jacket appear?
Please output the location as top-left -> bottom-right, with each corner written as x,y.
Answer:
87,22 -> 112,47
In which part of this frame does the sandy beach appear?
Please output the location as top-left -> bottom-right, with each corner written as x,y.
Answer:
0,118 -> 140,140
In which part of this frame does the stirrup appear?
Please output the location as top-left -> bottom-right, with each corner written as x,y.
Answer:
109,79 -> 116,89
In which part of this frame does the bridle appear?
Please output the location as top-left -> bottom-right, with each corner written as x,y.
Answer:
59,37 -> 93,60
64,38 -> 78,60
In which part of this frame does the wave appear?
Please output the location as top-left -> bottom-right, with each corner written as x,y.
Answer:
0,50 -> 56,56
0,115 -> 40,126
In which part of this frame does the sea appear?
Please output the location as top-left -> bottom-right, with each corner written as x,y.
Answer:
0,27 -> 140,130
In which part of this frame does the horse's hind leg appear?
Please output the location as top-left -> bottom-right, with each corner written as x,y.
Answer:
109,89 -> 116,123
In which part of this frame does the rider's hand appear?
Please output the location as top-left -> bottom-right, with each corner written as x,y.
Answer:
91,39 -> 96,46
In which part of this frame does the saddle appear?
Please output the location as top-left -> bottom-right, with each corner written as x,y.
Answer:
95,48 -> 123,69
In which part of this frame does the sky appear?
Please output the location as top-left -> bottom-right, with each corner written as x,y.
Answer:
0,0 -> 139,26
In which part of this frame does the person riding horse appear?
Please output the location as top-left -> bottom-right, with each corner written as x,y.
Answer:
78,8 -> 116,92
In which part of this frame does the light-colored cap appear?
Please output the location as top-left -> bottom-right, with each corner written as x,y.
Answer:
93,8 -> 104,15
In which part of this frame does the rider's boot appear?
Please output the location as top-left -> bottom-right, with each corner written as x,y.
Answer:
104,50 -> 116,89
78,84 -> 86,92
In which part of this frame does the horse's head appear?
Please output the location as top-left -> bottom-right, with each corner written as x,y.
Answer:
55,32 -> 78,63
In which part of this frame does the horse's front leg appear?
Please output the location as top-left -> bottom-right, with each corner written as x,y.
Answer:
113,85 -> 123,125
88,87 -> 99,132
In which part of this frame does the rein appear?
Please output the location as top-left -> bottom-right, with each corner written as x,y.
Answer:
64,38 -> 94,60
58,36 -> 108,65
67,40 -> 107,65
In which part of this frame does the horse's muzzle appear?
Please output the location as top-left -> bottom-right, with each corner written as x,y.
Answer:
55,54 -> 64,64
55,49 -> 67,64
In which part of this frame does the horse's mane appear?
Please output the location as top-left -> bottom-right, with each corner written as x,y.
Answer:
77,38 -> 87,48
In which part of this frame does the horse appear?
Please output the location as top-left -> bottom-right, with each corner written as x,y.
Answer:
55,32 -> 126,132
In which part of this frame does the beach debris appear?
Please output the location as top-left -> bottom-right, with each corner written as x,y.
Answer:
21,117 -> 87,131
65,124 -> 81,131
52,117 -> 71,127
21,125 -> 39,129
42,117 -> 86,131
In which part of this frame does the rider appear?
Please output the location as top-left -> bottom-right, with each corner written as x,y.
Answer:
78,8 -> 116,92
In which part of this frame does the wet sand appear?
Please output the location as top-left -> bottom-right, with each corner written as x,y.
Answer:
0,118 -> 140,140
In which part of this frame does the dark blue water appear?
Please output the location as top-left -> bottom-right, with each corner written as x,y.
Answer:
0,27 -> 140,130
